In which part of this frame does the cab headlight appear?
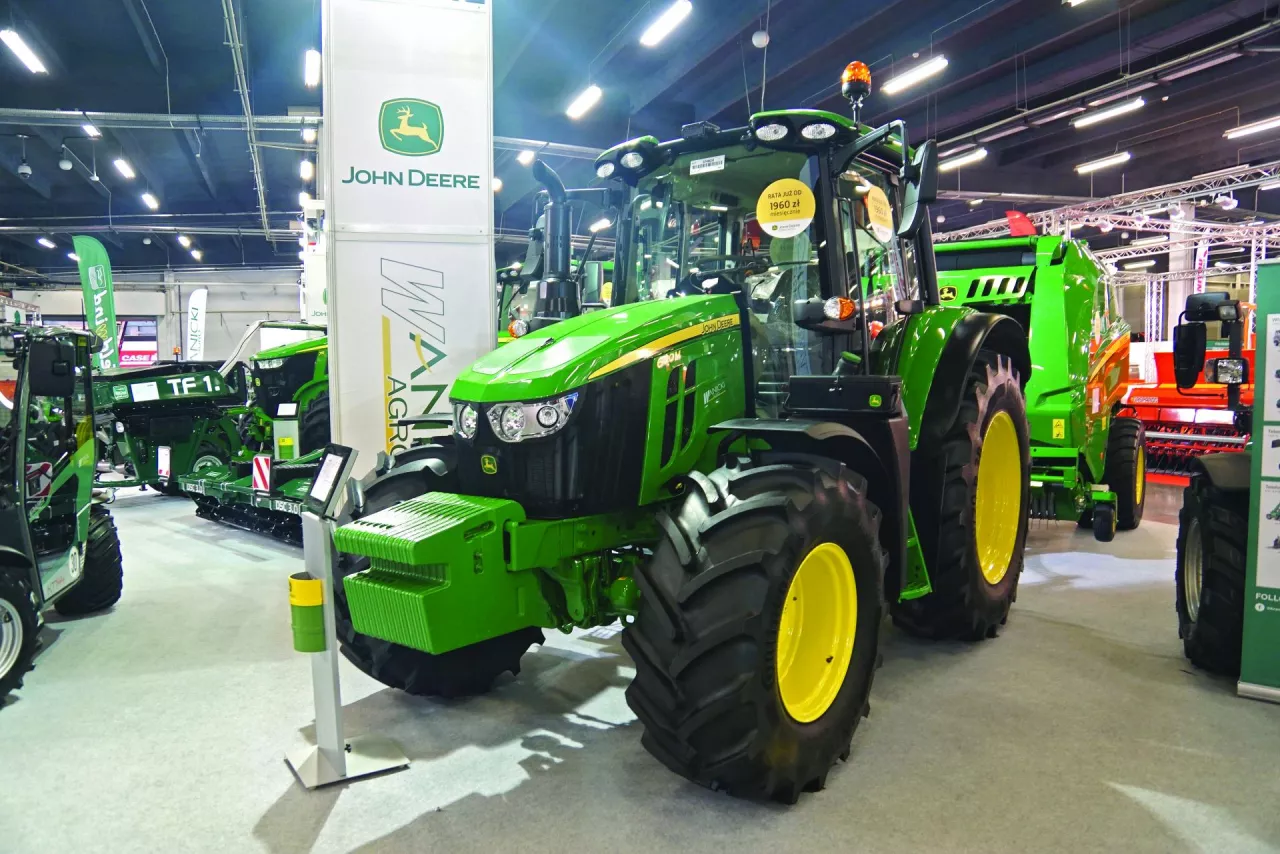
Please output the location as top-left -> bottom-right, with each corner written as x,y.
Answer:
256,358 -> 285,370
620,151 -> 645,169
596,161 -> 616,179
486,392 -> 579,442
755,123 -> 789,142
454,403 -> 479,439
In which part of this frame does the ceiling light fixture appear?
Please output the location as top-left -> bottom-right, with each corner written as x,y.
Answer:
190,249 -> 203,262
0,29 -> 48,74
1131,235 -> 1169,247
1192,164 -> 1250,179
140,191 -> 159,210
1260,180 -> 1280,191
589,217 -> 613,232
304,49 -> 321,87
82,123 -> 101,138
300,159 -> 314,181
977,124 -> 1028,143
882,55 -> 948,94
937,142 -> 976,159
177,234 -> 191,248
1224,113 -> 1280,140
37,237 -> 55,249
68,252 -> 80,262
1159,52 -> 1241,82
299,191 -> 311,207
565,84 -> 603,119
1087,82 -> 1157,107
1216,195 -> 1238,210
517,149 -> 536,166
1030,106 -> 1087,126
493,177 -> 503,192
301,127 -> 317,144
1123,259 -> 1156,270
969,199 -> 984,206
1075,151 -> 1131,173
1072,97 -> 1145,129
113,158 -> 136,179
939,147 -> 987,172
639,0 -> 693,48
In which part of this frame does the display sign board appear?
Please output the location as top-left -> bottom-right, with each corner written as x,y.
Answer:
73,235 -> 121,370
186,288 -> 208,360
324,0 -> 495,468
157,446 -> 172,480
1241,259 -> 1280,699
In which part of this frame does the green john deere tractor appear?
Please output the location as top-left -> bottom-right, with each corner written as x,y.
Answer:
332,72 -> 1034,802
0,325 -> 124,702
932,236 -> 1147,540
243,332 -> 330,456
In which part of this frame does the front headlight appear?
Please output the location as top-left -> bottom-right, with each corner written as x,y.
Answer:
256,358 -> 285,370
454,403 -> 479,439
486,392 -> 579,443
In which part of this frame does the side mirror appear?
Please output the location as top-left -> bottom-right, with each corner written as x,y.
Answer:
27,338 -> 78,399
1172,322 -> 1207,390
898,139 -> 937,239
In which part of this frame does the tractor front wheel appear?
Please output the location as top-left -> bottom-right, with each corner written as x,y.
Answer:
895,353 -> 1030,640
1106,416 -> 1147,530
623,455 -> 885,803
0,567 -> 39,702
1176,474 -> 1247,675
52,505 -> 124,617
334,444 -> 544,697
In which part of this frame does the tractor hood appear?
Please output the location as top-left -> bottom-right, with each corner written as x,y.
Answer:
254,336 -> 328,361
451,294 -> 740,403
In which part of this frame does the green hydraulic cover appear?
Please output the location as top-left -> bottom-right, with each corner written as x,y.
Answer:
73,235 -> 120,371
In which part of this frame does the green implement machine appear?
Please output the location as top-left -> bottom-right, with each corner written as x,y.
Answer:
932,236 -> 1147,540
331,67 -> 1035,803
0,325 -> 124,703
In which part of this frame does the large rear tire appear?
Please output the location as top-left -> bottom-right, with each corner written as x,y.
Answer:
623,455 -> 884,803
1107,416 -> 1146,531
53,505 -> 124,617
1176,474 -> 1246,675
299,390 -> 330,456
0,567 -> 39,703
894,353 -> 1029,640
334,444 -> 543,697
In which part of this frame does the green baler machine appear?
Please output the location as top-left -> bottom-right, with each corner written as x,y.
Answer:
933,236 -> 1147,540
330,80 -> 1038,803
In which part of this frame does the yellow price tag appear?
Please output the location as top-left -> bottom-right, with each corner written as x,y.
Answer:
756,178 -> 816,239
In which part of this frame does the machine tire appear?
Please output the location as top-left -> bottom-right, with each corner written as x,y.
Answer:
334,444 -> 544,697
53,506 -> 124,617
1176,474 -> 1246,676
1092,504 -> 1117,543
299,391 -> 331,455
894,353 -> 1029,641
0,567 -> 39,703
1107,416 -> 1146,530
623,455 -> 884,803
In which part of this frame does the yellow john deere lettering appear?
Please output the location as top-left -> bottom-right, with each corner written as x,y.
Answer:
588,314 -> 740,380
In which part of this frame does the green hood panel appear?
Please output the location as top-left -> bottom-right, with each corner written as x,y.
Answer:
451,295 -> 741,403
254,336 -> 329,361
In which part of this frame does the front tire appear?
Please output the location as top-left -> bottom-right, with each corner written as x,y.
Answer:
334,444 -> 543,697
0,567 -> 39,703
1176,474 -> 1246,675
623,455 -> 885,803
53,505 -> 124,617
1107,416 -> 1146,530
895,353 -> 1030,640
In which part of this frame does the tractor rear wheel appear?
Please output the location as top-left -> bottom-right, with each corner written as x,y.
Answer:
299,391 -> 330,455
53,505 -> 124,617
0,567 -> 39,702
623,455 -> 884,803
1176,474 -> 1246,676
334,444 -> 543,697
894,353 -> 1029,641
1106,416 -> 1147,530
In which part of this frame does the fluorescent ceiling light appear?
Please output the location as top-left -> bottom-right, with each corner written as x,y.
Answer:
565,85 -> 603,119
1192,164 -> 1249,179
1087,82 -> 1157,107
1,29 -> 48,74
190,249 -> 203,261
1030,106 -> 1086,126
493,177 -> 503,193
1131,235 -> 1168,246
589,217 -> 613,232
977,125 -> 1027,142
68,252 -> 80,262
939,147 -> 987,172
1123,259 -> 1156,270
1075,151 -> 1131,173
969,199 -> 984,206
177,234 -> 191,248
113,158 -> 136,179
301,127 -> 317,144
298,191 -> 311,206
1211,247 -> 1246,254
1160,52 -> 1240,82
1063,0 -> 1092,6
140,192 -> 159,210
1224,114 -> 1280,140
300,160 -> 314,181
1214,261 -> 1237,269
883,55 -> 948,95
304,49 -> 321,87
937,142 -> 975,159
82,123 -> 101,138
1260,180 -> 1280,191
37,237 -> 55,249
639,0 -> 693,48
1073,97 -> 1144,129
517,150 -> 536,166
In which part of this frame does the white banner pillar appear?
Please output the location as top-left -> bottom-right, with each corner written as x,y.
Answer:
322,0 -> 495,471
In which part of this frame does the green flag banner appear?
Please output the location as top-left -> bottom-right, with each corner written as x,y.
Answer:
73,235 -> 120,370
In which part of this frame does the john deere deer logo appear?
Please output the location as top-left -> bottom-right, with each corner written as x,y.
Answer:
379,98 -> 443,157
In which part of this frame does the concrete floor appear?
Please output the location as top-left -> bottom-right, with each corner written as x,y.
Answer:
1,484 -> 1277,853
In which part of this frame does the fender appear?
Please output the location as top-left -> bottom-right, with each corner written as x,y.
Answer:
916,311 -> 1031,450
1190,451 -> 1251,494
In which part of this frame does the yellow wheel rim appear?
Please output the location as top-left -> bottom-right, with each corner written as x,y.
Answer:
776,543 -> 857,724
974,410 -> 1022,586
1135,445 -> 1146,507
